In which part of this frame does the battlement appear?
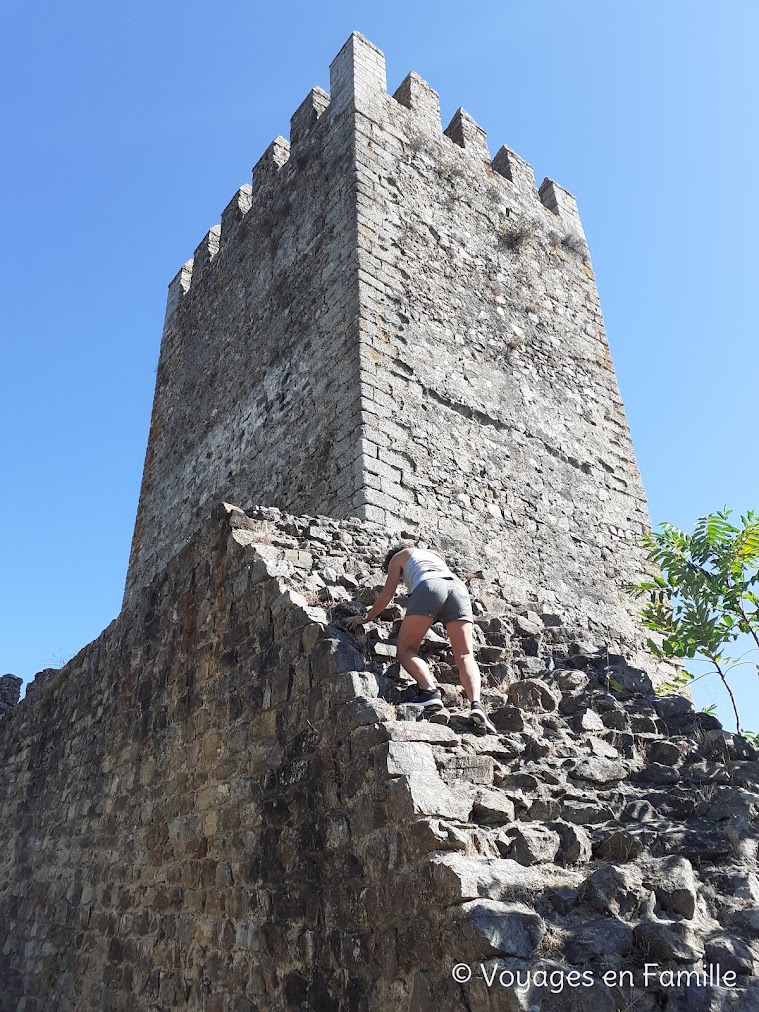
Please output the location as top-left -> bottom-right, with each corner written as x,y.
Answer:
0,673 -> 22,716
164,32 -> 585,316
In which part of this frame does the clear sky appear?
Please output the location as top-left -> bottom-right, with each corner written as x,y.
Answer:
2,1 -> 757,727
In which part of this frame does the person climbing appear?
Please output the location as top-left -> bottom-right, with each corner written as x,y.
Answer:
345,543 -> 497,732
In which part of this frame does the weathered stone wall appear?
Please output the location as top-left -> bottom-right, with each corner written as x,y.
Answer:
3,505 -> 759,1010
124,61 -> 365,608
2,505 -> 369,1010
346,37 -> 650,646
124,33 -> 651,653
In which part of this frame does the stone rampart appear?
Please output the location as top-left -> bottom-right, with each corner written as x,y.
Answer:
3,505 -> 758,1010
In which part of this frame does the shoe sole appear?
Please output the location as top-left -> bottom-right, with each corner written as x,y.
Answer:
470,710 -> 497,733
405,699 -> 444,713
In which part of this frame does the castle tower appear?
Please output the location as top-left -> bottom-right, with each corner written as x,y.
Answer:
125,33 -> 650,647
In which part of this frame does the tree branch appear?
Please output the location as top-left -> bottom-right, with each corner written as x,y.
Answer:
711,656 -> 742,734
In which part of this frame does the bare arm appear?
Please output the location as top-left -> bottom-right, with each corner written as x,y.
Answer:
345,549 -> 410,628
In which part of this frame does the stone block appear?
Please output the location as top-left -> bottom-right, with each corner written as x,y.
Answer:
385,773 -> 472,822
636,762 -> 680,785
565,917 -> 633,964
554,669 -> 588,692
643,858 -> 700,922
551,821 -> 593,865
373,741 -> 438,780
472,789 -> 516,827
464,733 -> 525,761
453,900 -> 546,959
525,797 -> 561,822
497,824 -> 560,865
422,854 -> 547,906
704,934 -> 755,975
648,739 -> 682,766
353,720 -> 460,750
337,696 -> 395,736
633,919 -> 705,963
439,753 -> 495,787
580,864 -> 646,917
507,679 -> 560,712
594,829 -> 644,861
323,670 -> 381,705
310,637 -> 365,681
403,818 -> 465,861
707,788 -> 758,822
489,705 -> 525,732
573,708 -> 605,732
570,757 -> 628,784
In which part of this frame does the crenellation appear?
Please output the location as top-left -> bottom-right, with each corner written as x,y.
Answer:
190,223 -> 221,284
491,143 -> 537,195
251,135 -> 290,189
289,86 -> 330,147
539,176 -> 585,236
328,32 -> 387,116
0,674 -> 22,716
164,259 -> 193,322
443,107 -> 490,159
219,183 -> 252,244
392,71 -> 442,131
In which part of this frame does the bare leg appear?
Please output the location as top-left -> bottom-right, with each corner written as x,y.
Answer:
446,620 -> 481,703
396,614 -> 437,690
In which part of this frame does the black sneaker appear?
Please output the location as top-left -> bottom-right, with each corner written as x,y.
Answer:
405,688 -> 444,712
470,701 -> 497,733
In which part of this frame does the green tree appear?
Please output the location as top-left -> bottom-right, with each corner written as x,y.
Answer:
628,508 -> 759,733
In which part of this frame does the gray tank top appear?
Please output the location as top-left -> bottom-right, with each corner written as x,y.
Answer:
401,549 -> 456,594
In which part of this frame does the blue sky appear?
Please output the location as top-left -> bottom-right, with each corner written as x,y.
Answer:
2,1 -> 756,727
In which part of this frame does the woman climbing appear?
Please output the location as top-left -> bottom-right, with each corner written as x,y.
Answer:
345,543 -> 496,731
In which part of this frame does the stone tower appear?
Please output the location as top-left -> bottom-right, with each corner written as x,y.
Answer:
125,32 -> 650,647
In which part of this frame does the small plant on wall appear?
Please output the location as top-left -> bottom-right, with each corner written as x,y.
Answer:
497,218 -> 535,253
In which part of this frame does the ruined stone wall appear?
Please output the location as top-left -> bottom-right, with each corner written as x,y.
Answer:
124,33 -> 651,652
1,505 -> 375,1011
3,505 -> 759,1011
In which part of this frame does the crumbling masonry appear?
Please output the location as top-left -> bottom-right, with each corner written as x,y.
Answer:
2,32 -> 758,1012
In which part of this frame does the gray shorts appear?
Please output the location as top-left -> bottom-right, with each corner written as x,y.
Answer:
405,577 -> 473,624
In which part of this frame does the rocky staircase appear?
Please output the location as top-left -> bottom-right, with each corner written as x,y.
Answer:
238,504 -> 759,1011
5,502 -> 757,1010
